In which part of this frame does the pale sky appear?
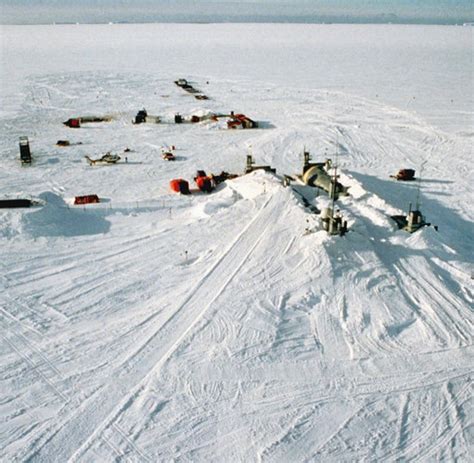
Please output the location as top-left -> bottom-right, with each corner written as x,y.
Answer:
0,0 -> 472,24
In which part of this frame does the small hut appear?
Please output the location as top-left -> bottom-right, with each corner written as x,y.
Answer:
19,136 -> 32,164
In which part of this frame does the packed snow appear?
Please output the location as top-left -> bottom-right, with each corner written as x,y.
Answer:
0,24 -> 472,462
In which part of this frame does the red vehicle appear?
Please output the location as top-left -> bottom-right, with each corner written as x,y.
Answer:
227,114 -> 258,129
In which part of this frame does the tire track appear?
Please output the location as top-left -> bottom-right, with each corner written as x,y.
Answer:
397,393 -> 411,451
23,190 -> 285,462
394,260 -> 471,347
0,305 -> 44,340
380,379 -> 472,461
0,317 -> 68,402
99,423 -> 152,463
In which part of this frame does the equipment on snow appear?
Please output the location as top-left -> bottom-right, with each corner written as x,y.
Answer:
0,199 -> 32,208
390,169 -> 416,181
19,136 -> 32,164
301,150 -> 348,199
74,195 -> 100,205
244,155 -> 276,174
321,207 -> 348,236
162,152 -> 176,161
170,179 -> 190,195
194,171 -> 214,193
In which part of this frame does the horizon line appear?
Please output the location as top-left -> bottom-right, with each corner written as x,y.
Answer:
1,20 -> 473,26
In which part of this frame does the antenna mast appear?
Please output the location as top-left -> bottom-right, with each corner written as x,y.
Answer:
332,130 -> 340,207
415,160 -> 426,210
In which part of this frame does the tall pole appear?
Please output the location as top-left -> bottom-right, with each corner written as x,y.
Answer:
415,161 -> 426,210
332,144 -> 340,209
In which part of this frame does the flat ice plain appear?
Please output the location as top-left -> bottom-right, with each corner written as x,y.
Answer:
0,24 -> 473,462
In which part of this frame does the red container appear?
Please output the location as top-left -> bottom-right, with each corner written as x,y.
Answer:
74,194 -> 100,205
196,176 -> 213,193
170,179 -> 190,195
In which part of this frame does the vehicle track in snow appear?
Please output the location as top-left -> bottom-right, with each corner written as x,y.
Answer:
260,400 -> 362,462
379,378 -> 472,461
21,189 -> 287,462
0,314 -> 69,402
330,182 -> 473,357
252,369 -> 472,461
322,240 -> 409,359
2,68 -> 473,461
183,196 -> 306,365
5,224 -> 180,326
393,259 -> 472,348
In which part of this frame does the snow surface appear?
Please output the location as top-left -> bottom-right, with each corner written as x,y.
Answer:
0,24 -> 473,462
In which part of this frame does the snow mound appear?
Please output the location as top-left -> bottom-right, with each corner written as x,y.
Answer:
228,170 -> 281,200
190,185 -> 241,218
22,192 -> 110,238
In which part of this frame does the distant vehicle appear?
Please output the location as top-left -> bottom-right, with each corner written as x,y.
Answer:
63,118 -> 81,128
134,109 -> 148,124
227,113 -> 258,129
391,169 -> 416,181
162,152 -> 176,161
85,153 -> 121,165
63,116 -> 112,128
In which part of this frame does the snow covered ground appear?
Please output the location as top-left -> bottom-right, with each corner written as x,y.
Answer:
0,24 -> 472,462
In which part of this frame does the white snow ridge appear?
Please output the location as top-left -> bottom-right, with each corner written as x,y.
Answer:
0,24 -> 472,462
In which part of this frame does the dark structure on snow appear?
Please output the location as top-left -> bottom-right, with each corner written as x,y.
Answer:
0,199 -> 32,208
391,203 -> 431,233
301,150 -> 349,199
19,137 -> 32,164
245,155 -> 276,175
390,169 -> 416,181
170,179 -> 191,195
